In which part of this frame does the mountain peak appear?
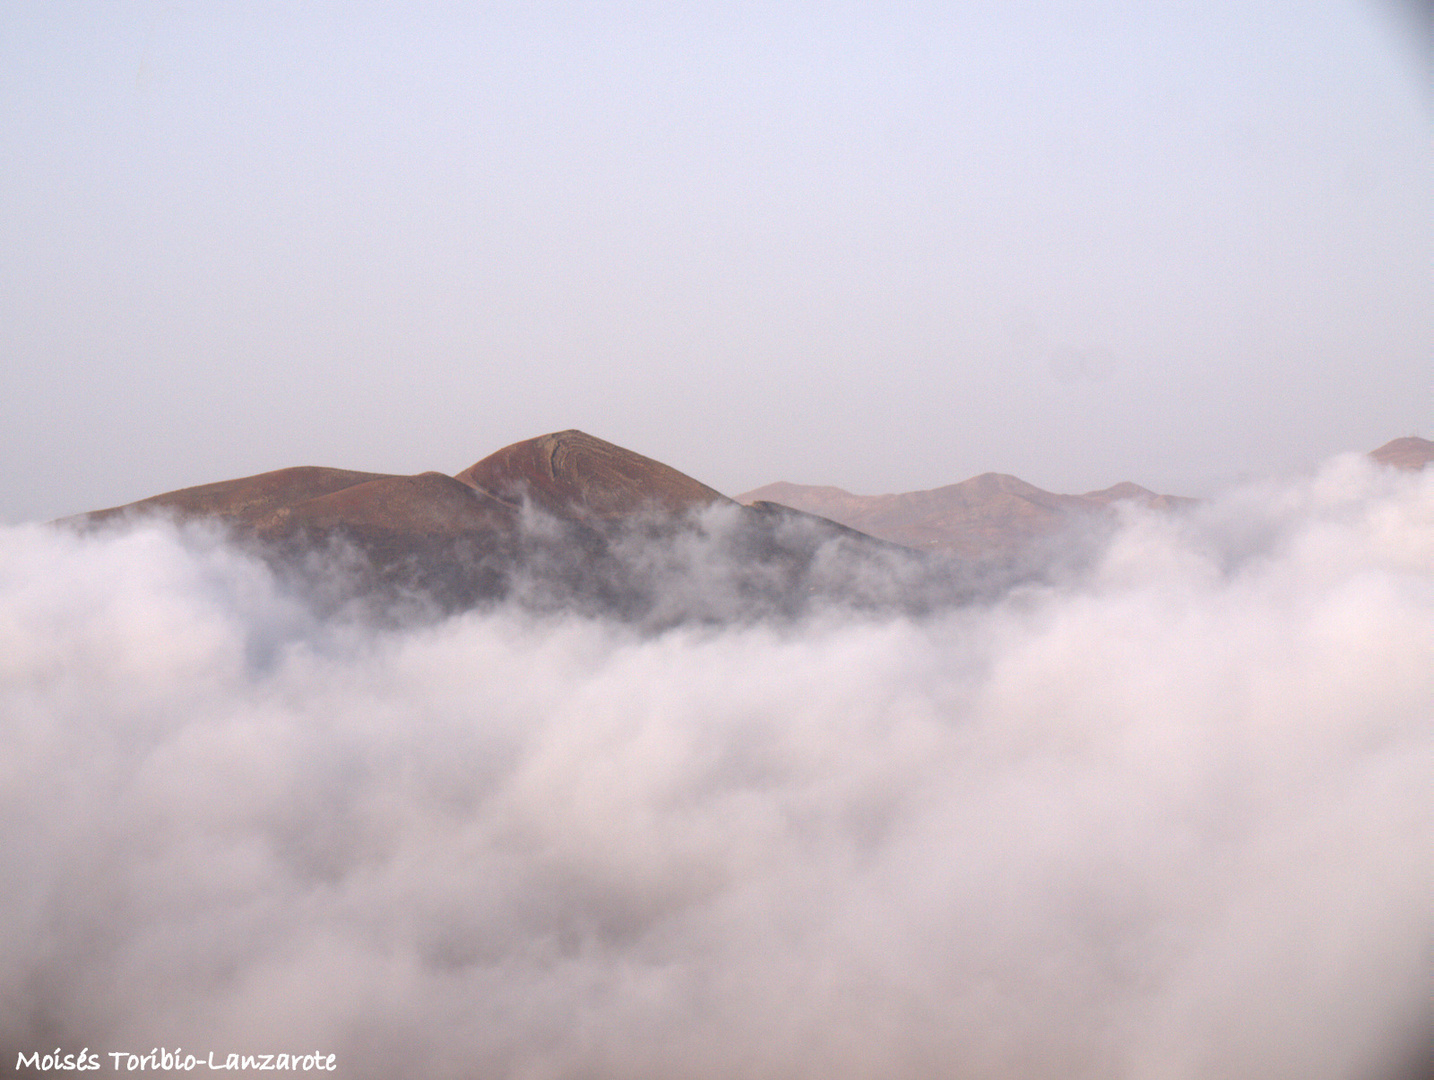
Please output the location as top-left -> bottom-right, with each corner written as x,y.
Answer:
1369,436 -> 1433,471
455,430 -> 732,521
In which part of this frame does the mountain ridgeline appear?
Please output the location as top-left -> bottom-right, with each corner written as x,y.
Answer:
68,432 -> 1430,624
70,431 -> 911,623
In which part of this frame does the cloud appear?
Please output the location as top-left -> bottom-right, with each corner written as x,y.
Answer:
1,457 -> 1429,1079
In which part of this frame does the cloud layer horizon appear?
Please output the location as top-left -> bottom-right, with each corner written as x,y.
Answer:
2,455 -> 1428,1079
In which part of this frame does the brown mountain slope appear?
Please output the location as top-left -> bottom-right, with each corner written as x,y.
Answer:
1080,481 -> 1192,511
456,429 -> 732,521
81,466 -> 520,542
737,474 -> 1194,557
76,430 -> 730,538
737,435 -> 1418,557
1369,436 -> 1433,470
83,466 -> 393,528
251,473 -> 518,540
64,431 -> 906,620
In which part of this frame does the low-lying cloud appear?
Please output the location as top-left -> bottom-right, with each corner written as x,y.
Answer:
2,455 -> 1428,1079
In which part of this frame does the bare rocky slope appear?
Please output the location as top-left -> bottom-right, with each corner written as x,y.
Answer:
69,431 -> 918,622
736,475 -> 1196,557
1368,435 -> 1434,471
67,431 -> 1425,621
738,438 -> 1427,556
455,428 -> 733,520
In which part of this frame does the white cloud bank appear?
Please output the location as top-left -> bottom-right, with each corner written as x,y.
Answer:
1,455 -> 1429,1079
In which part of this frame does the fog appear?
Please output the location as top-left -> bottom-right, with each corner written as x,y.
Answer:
2,455 -> 1428,1079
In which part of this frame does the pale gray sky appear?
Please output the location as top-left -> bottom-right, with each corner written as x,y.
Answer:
2,0 -> 1428,523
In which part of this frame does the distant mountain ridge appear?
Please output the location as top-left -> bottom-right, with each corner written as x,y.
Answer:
1368,436 -> 1434,471
737,437 -> 1427,556
735,475 -> 1196,556
81,430 -> 727,541
69,430 -> 896,621
455,429 -> 732,520
65,431 -> 1426,617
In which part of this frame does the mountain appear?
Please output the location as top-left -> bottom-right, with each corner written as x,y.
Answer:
736,436 -> 1427,557
81,466 -> 394,528
455,429 -> 732,521
736,474 -> 1195,557
1369,436 -> 1433,471
83,467 -> 516,540
79,430 -> 730,539
67,431 -> 904,622
66,432 -> 1421,620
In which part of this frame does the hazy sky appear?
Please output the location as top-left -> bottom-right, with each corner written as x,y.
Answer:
2,0 -> 1429,523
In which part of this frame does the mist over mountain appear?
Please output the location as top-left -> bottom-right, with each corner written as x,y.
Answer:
70,431 -> 913,625
1369,435 -> 1434,471
736,442 -> 1432,555
65,430 -> 1087,625
7,435 -> 1429,1078
737,474 -> 1196,557
71,430 -> 1429,624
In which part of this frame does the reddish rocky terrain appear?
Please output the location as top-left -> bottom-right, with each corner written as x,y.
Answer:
738,438 -> 1426,556
456,429 -> 732,521
70,430 -> 904,621
83,430 -> 729,539
736,474 -> 1196,557
1368,436 -> 1434,471
66,430 -> 1425,620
